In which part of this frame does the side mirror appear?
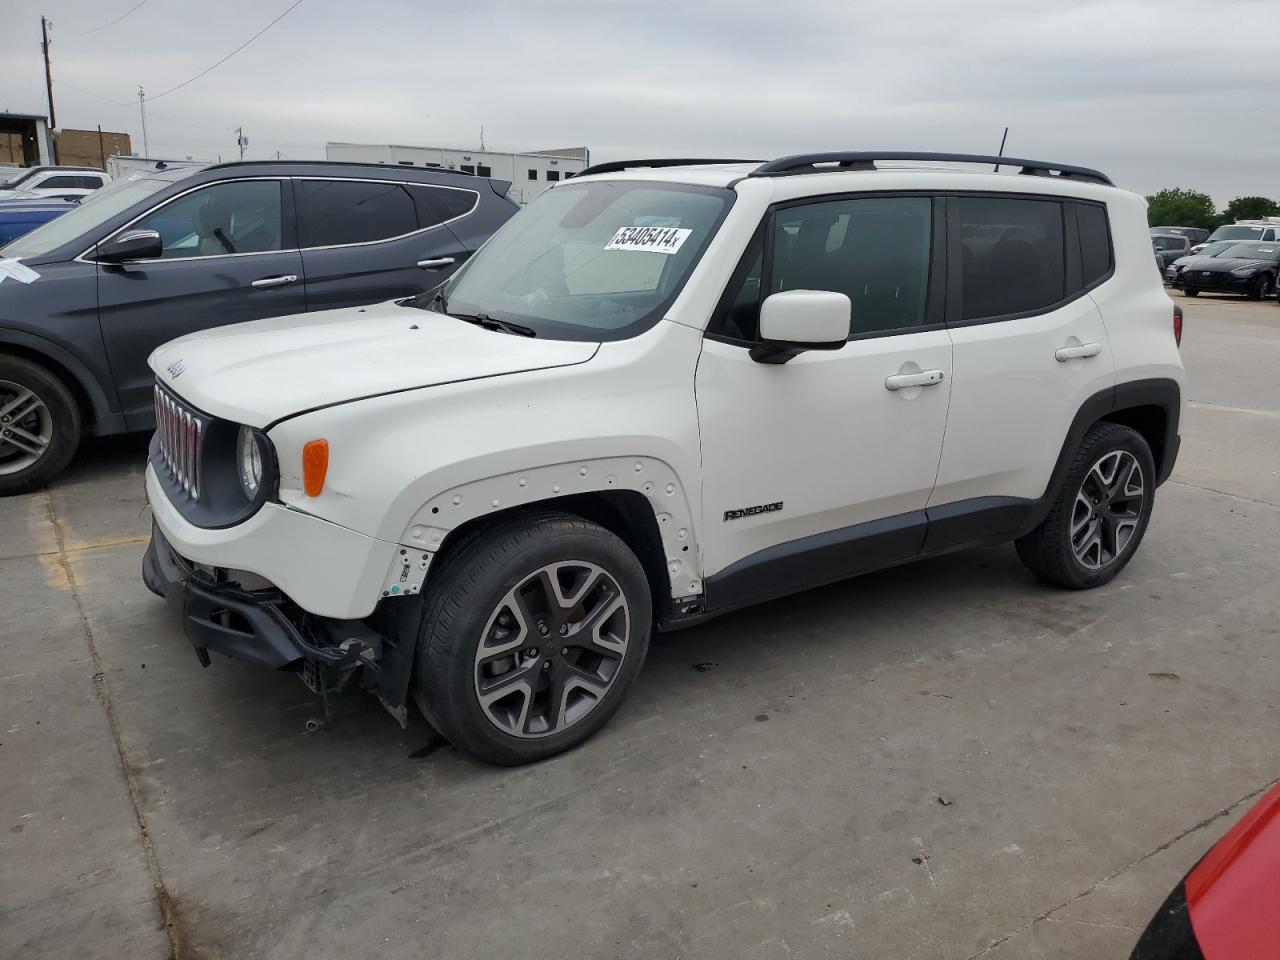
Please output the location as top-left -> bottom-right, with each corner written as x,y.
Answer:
750,290 -> 851,364
97,229 -> 163,263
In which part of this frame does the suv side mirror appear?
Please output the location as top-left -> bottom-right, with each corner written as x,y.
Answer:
97,229 -> 163,263
750,290 -> 851,364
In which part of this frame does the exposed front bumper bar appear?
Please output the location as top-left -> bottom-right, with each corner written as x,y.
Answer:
143,522 -> 372,672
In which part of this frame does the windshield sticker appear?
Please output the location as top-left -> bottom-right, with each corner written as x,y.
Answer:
605,226 -> 692,255
0,259 -> 40,286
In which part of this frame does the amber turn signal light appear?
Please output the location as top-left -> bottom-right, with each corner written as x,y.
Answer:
302,440 -> 329,497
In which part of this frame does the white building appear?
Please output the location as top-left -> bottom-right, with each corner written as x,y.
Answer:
325,142 -> 589,204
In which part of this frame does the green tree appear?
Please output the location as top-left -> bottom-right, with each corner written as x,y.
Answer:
1145,188 -> 1217,230
1216,196 -> 1280,226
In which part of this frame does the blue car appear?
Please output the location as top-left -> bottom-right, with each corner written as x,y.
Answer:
0,197 -> 76,246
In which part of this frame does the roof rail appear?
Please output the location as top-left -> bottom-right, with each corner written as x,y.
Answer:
202,158 -> 480,179
577,157 -> 758,177
750,152 -> 1113,186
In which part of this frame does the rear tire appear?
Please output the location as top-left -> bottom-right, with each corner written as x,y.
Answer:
1183,289 -> 1199,297
0,355 -> 81,497
413,511 -> 652,765
1016,423 -> 1156,589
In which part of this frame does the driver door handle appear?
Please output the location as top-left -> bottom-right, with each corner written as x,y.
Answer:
885,369 -> 946,391
417,257 -> 456,269
1055,342 -> 1102,361
251,274 -> 298,289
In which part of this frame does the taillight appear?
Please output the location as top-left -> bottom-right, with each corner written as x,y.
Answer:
1173,304 -> 1183,347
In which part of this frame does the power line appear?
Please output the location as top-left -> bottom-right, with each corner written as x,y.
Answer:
74,0 -> 149,35
148,0 -> 306,102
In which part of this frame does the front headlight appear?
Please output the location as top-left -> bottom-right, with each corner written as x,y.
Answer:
237,425 -> 265,499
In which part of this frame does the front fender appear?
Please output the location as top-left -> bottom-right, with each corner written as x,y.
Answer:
397,456 -> 701,598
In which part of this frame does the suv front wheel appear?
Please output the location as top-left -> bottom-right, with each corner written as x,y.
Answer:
1016,423 -> 1156,589
414,511 -> 653,765
0,355 -> 81,497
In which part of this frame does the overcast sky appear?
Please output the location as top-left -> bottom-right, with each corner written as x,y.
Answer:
3,0 -> 1277,204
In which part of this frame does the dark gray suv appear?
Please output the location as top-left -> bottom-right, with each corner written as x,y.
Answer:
0,160 -> 518,494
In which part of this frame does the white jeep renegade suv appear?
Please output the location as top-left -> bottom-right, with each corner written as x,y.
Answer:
143,152 -> 1185,765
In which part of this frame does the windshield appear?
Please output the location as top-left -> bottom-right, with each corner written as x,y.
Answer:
437,180 -> 733,340
0,175 -> 173,259
1194,241 -> 1236,258
1152,237 -> 1185,251
1208,225 -> 1268,242
1216,242 -> 1280,261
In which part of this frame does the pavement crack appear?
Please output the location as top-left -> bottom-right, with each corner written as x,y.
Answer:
1166,479 -> 1280,510
962,778 -> 1279,959
42,490 -> 189,960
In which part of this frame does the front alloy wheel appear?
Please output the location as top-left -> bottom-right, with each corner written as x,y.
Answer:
474,561 -> 630,738
414,511 -> 652,765
0,380 -> 53,476
0,356 -> 81,497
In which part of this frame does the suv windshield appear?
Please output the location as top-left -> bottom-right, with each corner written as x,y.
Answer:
1217,242 -> 1280,261
1,175 -> 175,259
436,180 -> 733,340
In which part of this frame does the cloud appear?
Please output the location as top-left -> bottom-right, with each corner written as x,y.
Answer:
2,0 -> 1275,202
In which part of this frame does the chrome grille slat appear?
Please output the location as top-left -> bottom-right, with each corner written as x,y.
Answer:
153,384 -> 206,502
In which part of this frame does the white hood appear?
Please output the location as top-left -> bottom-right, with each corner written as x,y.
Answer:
149,300 -> 599,427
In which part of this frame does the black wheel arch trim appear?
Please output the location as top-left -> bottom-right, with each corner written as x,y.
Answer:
0,327 -> 126,436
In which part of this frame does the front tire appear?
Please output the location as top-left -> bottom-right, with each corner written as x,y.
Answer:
1183,289 -> 1199,296
1016,423 -> 1156,589
414,511 -> 652,765
0,355 -> 81,497
1247,274 -> 1271,301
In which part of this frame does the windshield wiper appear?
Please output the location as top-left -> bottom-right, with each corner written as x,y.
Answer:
452,312 -> 537,337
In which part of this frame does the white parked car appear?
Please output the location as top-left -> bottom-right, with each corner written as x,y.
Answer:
142,152 -> 1185,765
0,165 -> 110,201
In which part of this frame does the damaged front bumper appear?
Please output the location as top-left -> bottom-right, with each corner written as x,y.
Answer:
142,522 -> 419,725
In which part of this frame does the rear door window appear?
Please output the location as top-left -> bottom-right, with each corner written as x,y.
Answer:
296,179 -> 419,247
958,196 -> 1065,320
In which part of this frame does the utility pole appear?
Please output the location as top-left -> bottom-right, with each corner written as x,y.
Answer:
235,126 -> 248,161
41,16 -> 59,162
137,86 -> 149,157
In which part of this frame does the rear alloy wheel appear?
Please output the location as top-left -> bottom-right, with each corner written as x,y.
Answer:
0,357 -> 81,496
1016,423 -> 1156,589
414,512 -> 652,765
